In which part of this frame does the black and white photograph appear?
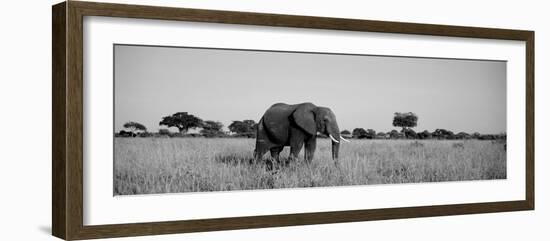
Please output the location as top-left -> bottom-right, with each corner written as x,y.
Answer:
113,44 -> 507,195
1,0 -> 545,240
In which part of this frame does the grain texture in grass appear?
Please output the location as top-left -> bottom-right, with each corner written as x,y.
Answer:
114,138 -> 506,195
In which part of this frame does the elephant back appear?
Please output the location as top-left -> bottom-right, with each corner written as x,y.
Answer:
261,103 -> 295,144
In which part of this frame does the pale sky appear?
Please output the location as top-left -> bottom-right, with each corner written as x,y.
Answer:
114,44 -> 506,134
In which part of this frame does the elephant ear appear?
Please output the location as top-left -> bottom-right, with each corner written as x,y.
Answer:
292,103 -> 317,136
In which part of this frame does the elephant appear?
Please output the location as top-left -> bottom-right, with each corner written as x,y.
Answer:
254,102 -> 349,164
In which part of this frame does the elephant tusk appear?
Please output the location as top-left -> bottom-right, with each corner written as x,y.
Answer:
329,135 -> 340,143
340,136 -> 350,143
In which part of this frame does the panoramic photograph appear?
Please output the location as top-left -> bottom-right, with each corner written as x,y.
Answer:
113,44 -> 506,195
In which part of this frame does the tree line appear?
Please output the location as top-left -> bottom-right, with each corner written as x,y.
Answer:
342,112 -> 505,140
344,128 -> 505,140
117,112 -> 257,138
117,111 -> 505,140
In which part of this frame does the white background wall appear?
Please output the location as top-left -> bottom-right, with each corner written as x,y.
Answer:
0,0 -> 547,240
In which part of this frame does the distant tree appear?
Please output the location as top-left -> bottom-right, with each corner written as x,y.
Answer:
138,132 -> 153,138
432,129 -> 454,139
456,132 -> 471,139
472,132 -> 481,139
376,132 -> 387,139
402,128 -> 417,139
229,120 -> 257,138
159,112 -> 203,134
417,130 -> 432,139
392,112 -> 418,132
200,120 -> 225,137
340,130 -> 352,139
365,129 -> 376,139
479,134 -> 496,140
158,128 -> 170,136
123,121 -> 147,133
352,128 -> 368,139
117,130 -> 136,137
202,120 -> 223,131
389,129 -> 401,139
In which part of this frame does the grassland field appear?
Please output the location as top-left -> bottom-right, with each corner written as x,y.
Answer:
114,137 -> 506,195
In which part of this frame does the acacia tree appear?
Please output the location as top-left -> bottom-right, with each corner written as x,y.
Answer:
417,130 -> 432,139
123,121 -> 147,133
352,128 -> 368,139
200,120 -> 225,137
403,128 -> 417,139
365,129 -> 376,139
389,129 -> 401,139
159,112 -> 203,134
158,128 -> 170,136
376,132 -> 387,139
393,112 -> 418,132
228,120 -> 257,137
456,132 -> 471,139
432,128 -> 454,139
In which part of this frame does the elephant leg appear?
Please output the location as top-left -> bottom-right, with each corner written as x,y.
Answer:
289,143 -> 303,162
266,146 -> 284,170
289,141 -> 304,162
304,137 -> 317,163
289,126 -> 306,161
270,146 -> 284,162
253,143 -> 269,163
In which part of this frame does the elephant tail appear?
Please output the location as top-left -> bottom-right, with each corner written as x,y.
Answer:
256,117 -> 264,136
255,117 -> 271,143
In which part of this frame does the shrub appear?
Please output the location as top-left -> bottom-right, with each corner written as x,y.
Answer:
455,132 -> 471,139
232,133 -> 255,138
138,132 -> 153,138
388,129 -> 402,139
417,130 -> 431,139
201,130 -> 226,138
117,130 -> 136,137
365,129 -> 376,139
432,129 -> 454,139
402,128 -> 417,139
376,132 -> 387,139
352,128 -> 368,139
158,129 -> 170,136
479,134 -> 496,140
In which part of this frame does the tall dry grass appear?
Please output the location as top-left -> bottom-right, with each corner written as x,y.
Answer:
114,138 -> 506,195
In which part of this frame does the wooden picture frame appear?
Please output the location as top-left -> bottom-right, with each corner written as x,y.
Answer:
52,1 -> 534,240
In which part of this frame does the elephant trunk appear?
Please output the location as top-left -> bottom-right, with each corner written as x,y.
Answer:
332,140 -> 340,160
328,128 -> 340,160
